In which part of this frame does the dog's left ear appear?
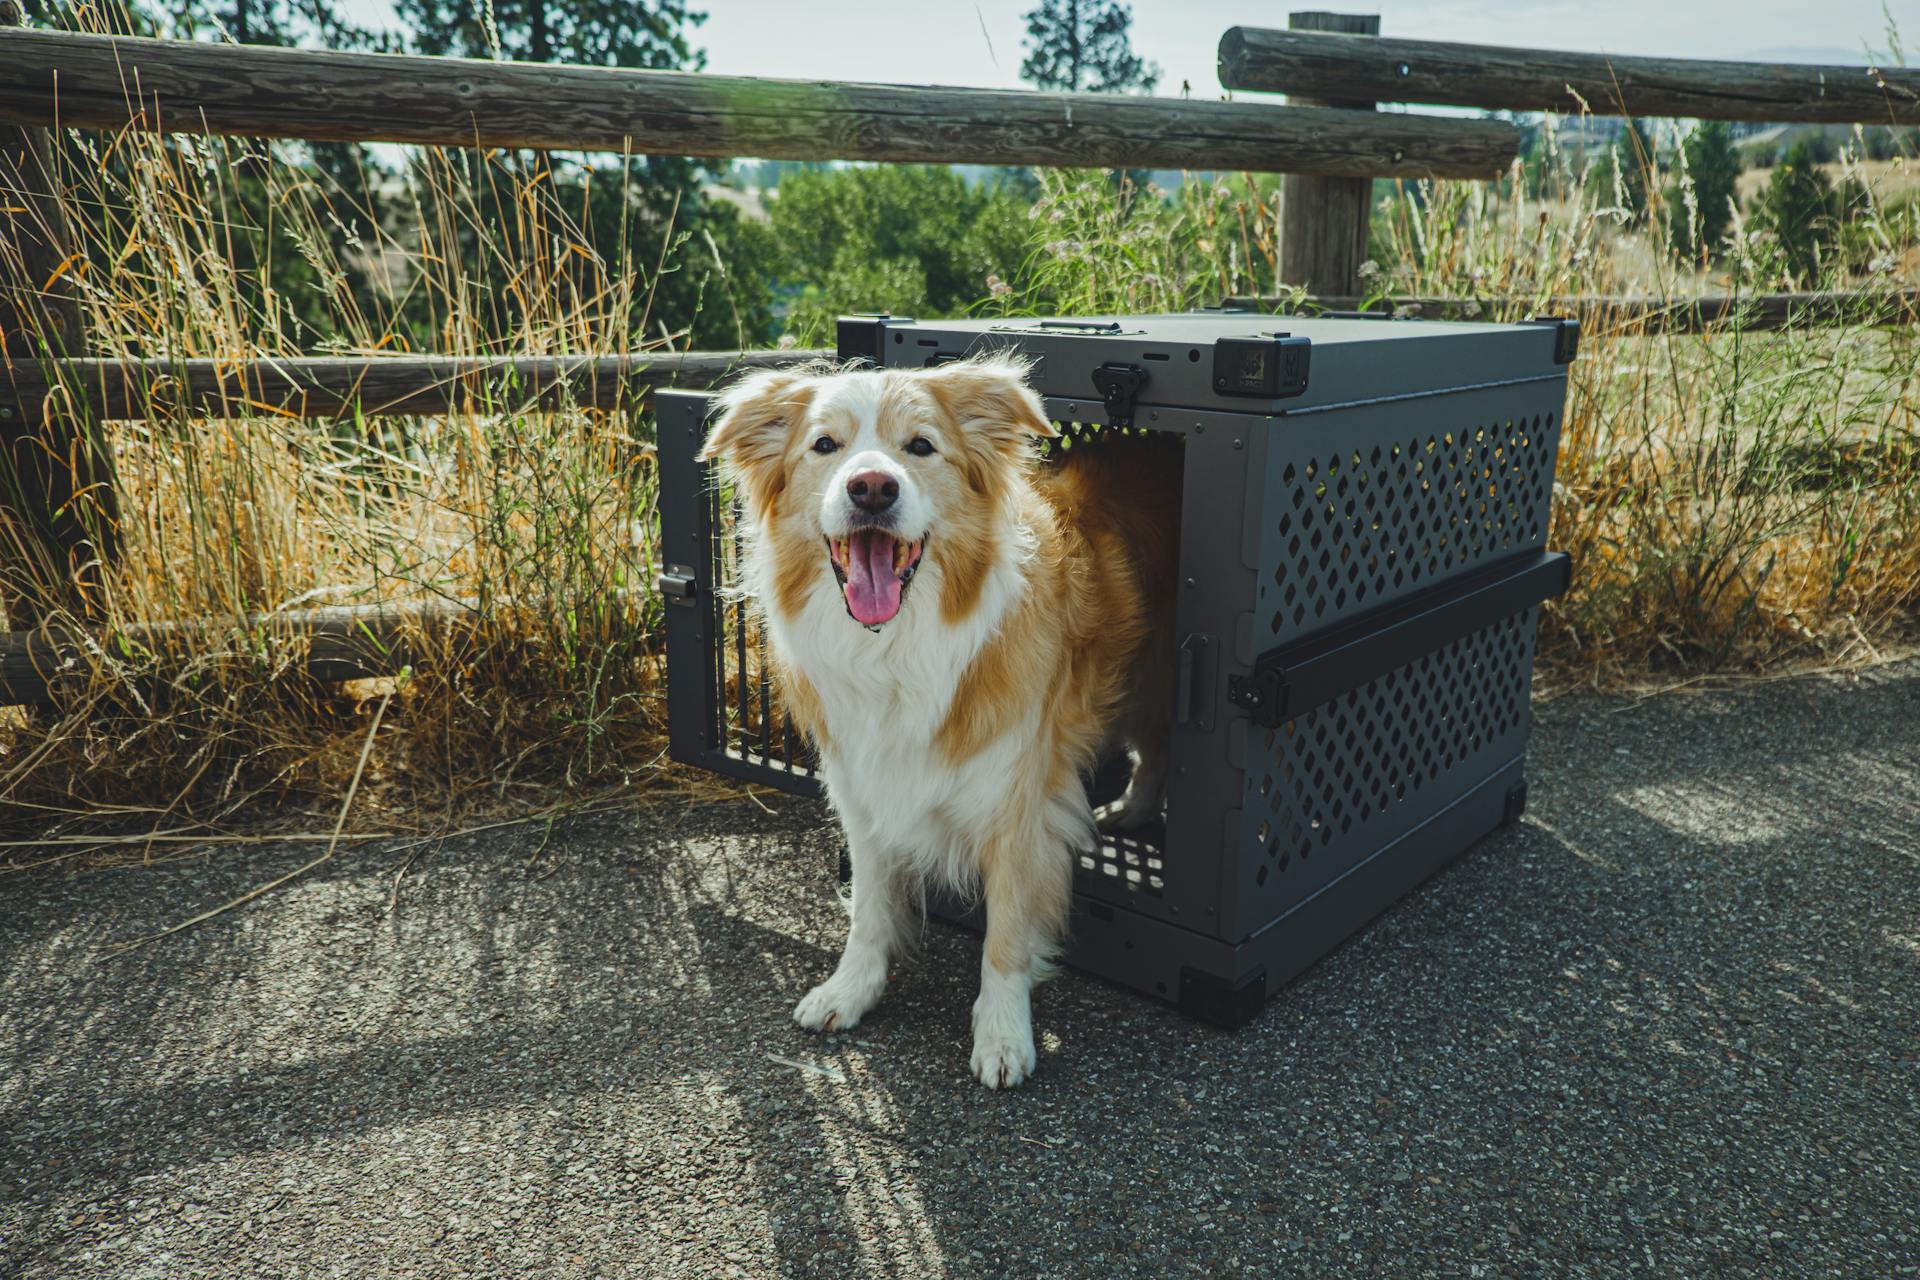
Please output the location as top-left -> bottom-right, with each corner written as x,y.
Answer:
922,356 -> 1058,453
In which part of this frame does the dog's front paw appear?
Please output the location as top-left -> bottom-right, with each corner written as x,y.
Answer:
1095,793 -> 1160,833
792,964 -> 886,1034
969,1023 -> 1037,1089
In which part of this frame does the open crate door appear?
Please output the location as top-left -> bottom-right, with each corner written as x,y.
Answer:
655,389 -> 819,798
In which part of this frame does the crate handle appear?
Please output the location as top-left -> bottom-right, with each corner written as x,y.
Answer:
1228,549 -> 1571,728
1176,633 -> 1214,731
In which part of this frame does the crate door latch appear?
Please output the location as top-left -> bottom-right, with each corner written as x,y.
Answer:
655,564 -> 698,606
1091,363 -> 1149,428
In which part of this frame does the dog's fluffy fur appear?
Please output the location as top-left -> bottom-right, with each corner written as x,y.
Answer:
700,355 -> 1179,1087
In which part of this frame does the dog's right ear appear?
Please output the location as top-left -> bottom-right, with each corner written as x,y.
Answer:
699,368 -> 815,466
699,369 -> 817,512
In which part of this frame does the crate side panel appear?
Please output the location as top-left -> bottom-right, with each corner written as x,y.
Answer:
1256,384 -> 1564,648
1233,607 -> 1539,939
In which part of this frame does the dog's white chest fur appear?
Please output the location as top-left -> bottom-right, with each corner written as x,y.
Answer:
756,539 -> 1037,885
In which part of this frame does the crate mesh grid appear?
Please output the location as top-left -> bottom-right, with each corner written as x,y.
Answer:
1244,608 -> 1536,900
1263,413 -> 1558,642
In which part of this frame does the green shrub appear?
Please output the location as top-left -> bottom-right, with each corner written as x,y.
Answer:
1669,121 -> 1742,263
1751,142 -> 1839,284
763,166 -> 1031,342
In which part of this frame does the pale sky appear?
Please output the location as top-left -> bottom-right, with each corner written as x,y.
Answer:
338,0 -> 1907,92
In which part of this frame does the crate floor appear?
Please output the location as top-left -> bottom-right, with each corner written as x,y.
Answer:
5,658 -> 1920,1278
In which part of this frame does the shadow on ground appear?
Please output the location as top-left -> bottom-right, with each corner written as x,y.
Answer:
3,662 -> 1917,1278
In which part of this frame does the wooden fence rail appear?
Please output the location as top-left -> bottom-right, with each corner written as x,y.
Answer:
0,347 -> 826,706
1218,25 -> 1920,125
1,350 -> 828,424
3,9 -> 1915,712
1223,289 -> 1920,335
0,27 -> 1518,179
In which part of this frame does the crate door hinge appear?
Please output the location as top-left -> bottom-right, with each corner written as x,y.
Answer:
655,564 -> 698,606
1091,363 -> 1148,427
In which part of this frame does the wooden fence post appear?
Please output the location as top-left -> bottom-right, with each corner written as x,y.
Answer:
1277,11 -> 1381,297
0,0 -> 119,629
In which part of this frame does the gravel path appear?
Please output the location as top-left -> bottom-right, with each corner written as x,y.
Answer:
4,662 -> 1918,1278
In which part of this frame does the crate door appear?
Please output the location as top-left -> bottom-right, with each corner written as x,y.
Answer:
655,390 -> 820,797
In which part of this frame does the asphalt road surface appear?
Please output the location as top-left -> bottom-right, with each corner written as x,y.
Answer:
4,661 -> 1918,1278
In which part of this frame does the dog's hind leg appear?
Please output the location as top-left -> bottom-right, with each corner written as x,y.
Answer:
1098,739 -> 1169,832
1095,679 -> 1173,833
969,808 -> 1073,1088
794,828 -> 909,1034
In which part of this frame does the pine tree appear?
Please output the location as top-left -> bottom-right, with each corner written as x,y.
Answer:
394,0 -> 703,69
169,0 -> 394,49
1754,141 -> 1838,284
1019,0 -> 1159,94
1669,121 -> 1741,262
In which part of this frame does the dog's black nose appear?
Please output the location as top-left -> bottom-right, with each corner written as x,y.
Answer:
846,470 -> 899,513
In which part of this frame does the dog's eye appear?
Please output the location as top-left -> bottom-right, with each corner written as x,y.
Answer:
906,436 -> 936,457
811,436 -> 839,455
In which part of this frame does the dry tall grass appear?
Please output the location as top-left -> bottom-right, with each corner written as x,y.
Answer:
3,122 -> 694,845
2,29 -> 1917,853
1006,122 -> 1920,681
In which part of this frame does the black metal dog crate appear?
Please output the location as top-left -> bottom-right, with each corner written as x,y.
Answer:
656,311 -> 1574,1027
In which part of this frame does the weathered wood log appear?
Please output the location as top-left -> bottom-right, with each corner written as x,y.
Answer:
1277,12 -> 1381,298
0,28 -> 1519,179
0,349 -> 830,423
0,586 -> 675,707
1219,290 -> 1920,334
1219,26 -> 1920,125
0,596 -> 480,706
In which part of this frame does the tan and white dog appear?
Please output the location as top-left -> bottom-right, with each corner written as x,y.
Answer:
700,355 -> 1179,1087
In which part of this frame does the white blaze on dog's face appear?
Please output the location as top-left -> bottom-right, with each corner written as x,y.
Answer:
812,379 -> 938,628
699,357 -> 1055,630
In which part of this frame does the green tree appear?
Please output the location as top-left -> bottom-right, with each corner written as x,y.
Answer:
1669,120 -> 1741,262
1752,141 -> 1838,283
394,0 -> 702,68
764,167 -> 1031,342
167,0 -> 395,48
1020,0 -> 1159,93
390,0 -> 771,347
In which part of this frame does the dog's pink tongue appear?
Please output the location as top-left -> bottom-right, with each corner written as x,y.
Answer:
845,530 -> 902,626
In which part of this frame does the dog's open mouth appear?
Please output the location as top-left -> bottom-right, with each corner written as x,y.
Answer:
827,530 -> 925,628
